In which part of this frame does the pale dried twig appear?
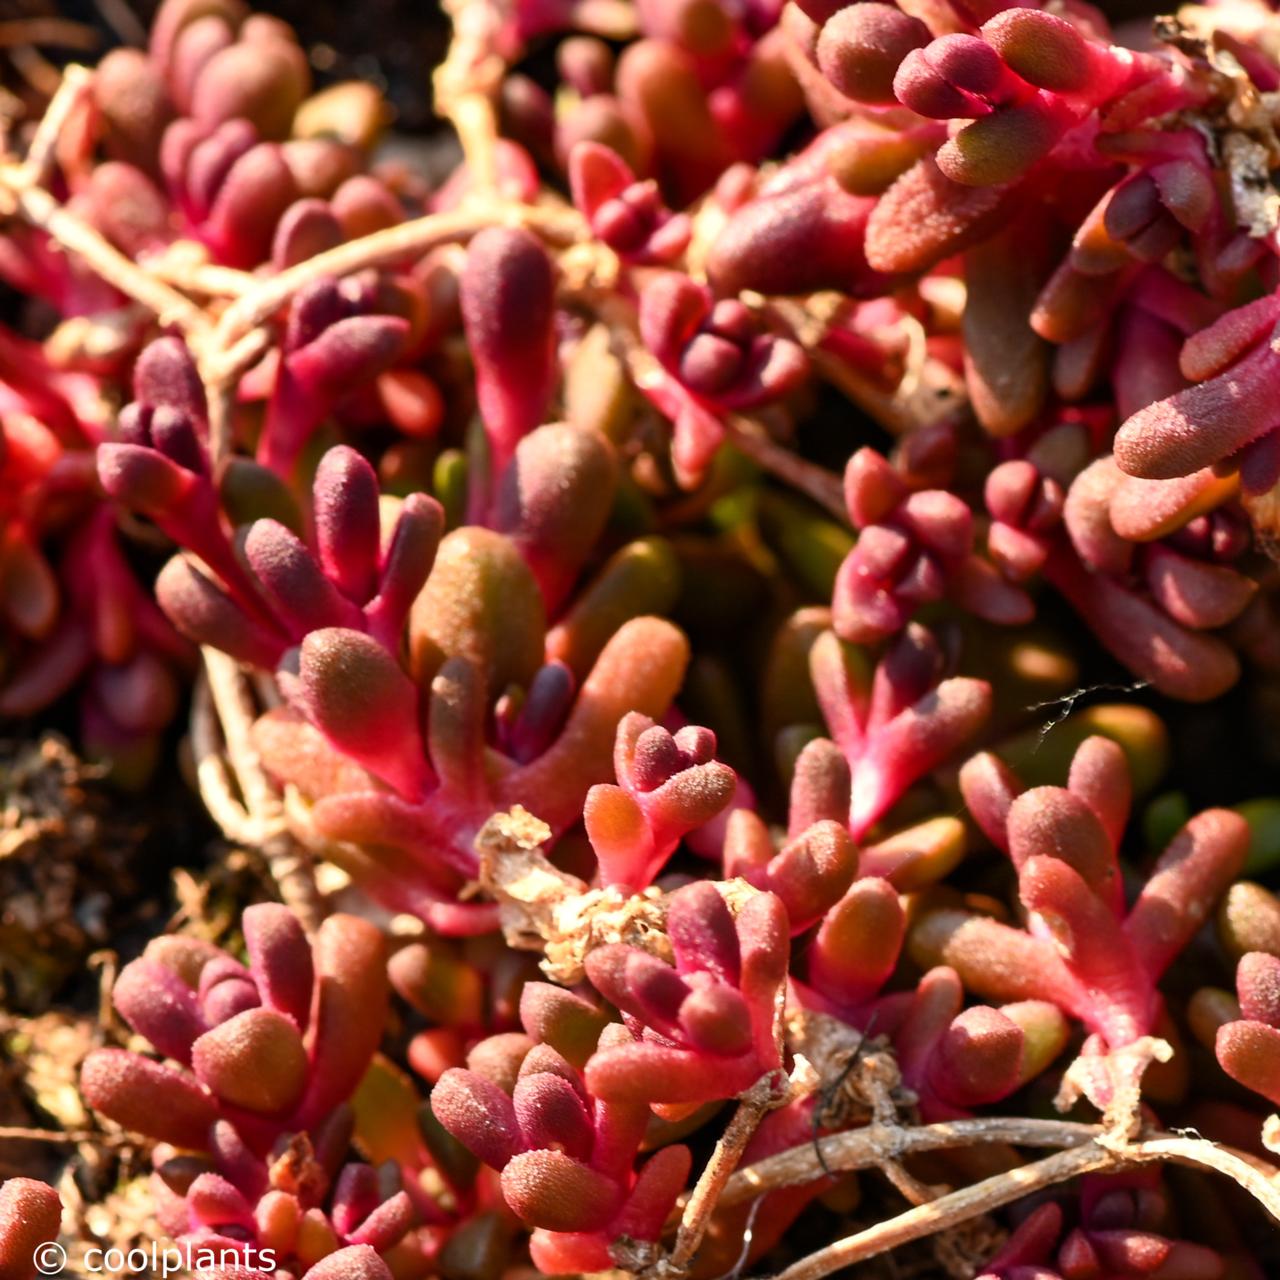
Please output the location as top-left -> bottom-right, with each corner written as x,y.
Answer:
0,1124 -> 126,1146
434,0 -> 506,193
639,983 -> 802,1276
198,648 -> 326,934
0,72 -> 210,334
771,297 -> 965,439
208,202 -> 583,355
5,184 -> 209,334
726,1118 -> 1280,1280
17,62 -> 90,185
145,249 -> 257,298
770,1143 -> 1116,1280
650,1069 -> 796,1277
720,1117 -> 1104,1210
0,19 -> 99,51
190,667 -> 258,846
201,326 -> 271,466
723,412 -> 847,521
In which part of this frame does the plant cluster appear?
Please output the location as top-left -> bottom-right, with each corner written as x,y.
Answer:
6,0 -> 1280,1274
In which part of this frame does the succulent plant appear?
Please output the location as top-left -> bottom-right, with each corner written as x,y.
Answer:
80,907 -> 388,1148
914,736 -> 1248,1105
5,0 -> 1280,1272
0,1178 -> 62,1280
430,982 -> 691,1274
978,1171 -> 1230,1279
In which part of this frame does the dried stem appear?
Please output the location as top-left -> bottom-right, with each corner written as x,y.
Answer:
89,950 -> 119,1039
671,1100 -> 764,1272
191,667 -> 257,845
657,1075 -> 790,1276
0,19 -> 99,51
875,1157 -> 939,1207
200,649 -> 279,824
43,303 -> 149,368
208,203 -> 582,354
0,1125 -> 123,1146
723,413 -> 847,522
17,62 -> 90,185
0,73 -> 209,332
1133,1134 -> 1280,1217
199,648 -> 326,934
771,298 -> 964,439
202,326 -> 271,466
10,43 -> 63,96
747,1124 -> 1280,1280
640,991 -> 799,1276
147,250 -> 257,298
6,184 -> 208,333
435,0 -> 505,192
720,1117 -> 1103,1210
770,1142 -> 1117,1280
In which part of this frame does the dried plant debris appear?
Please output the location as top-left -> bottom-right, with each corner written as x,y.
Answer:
0,737 -> 144,1010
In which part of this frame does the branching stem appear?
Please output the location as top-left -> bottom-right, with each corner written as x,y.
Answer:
656,1075 -> 790,1277
725,1121 -> 1280,1280
770,1142 -> 1116,1280
6,184 -> 209,333
198,648 -> 325,933
207,203 -> 583,355
720,1117 -> 1102,1210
